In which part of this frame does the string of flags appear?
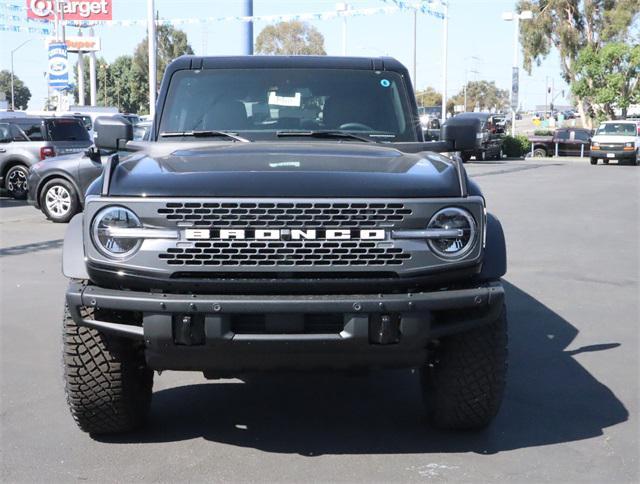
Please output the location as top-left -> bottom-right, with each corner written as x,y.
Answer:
0,0 -> 446,34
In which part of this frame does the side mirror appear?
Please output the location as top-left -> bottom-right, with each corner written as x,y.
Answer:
85,146 -> 103,163
94,116 -> 133,151
440,117 -> 482,151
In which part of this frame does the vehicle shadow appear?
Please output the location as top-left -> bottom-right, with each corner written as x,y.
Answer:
98,280 -> 628,454
0,196 -> 29,208
0,239 -> 64,257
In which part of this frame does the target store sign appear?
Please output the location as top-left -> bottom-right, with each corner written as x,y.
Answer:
26,0 -> 112,21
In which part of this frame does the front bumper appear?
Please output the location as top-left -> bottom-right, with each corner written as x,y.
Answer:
66,281 -> 504,373
591,148 -> 637,160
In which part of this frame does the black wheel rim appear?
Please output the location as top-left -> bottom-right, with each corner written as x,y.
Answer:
7,168 -> 28,194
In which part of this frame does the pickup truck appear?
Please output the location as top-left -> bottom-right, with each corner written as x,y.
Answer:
61,55 -> 508,435
529,127 -> 592,157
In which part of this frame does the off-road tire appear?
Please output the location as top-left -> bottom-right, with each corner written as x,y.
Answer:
422,306 -> 508,430
63,306 -> 153,434
533,148 -> 547,158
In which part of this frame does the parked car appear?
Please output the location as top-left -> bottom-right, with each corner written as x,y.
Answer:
27,147 -> 108,222
590,120 -> 640,165
454,112 -> 504,161
0,116 -> 92,199
529,127 -> 592,157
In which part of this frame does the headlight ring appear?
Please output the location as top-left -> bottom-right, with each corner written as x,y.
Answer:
91,206 -> 143,259
426,207 -> 477,260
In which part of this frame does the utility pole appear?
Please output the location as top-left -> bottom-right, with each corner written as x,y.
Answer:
10,39 -> 31,110
336,3 -> 349,55
242,0 -> 253,55
77,30 -> 85,106
502,10 -> 533,135
89,27 -> 97,106
147,0 -> 157,117
441,2 -> 448,123
413,9 -> 417,88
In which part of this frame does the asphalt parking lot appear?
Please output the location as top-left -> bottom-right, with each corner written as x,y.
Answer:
1,158 -> 638,483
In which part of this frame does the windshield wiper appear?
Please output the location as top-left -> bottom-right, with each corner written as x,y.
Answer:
159,130 -> 250,142
276,130 -> 378,143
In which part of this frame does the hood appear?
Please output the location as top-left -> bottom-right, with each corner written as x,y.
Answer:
592,134 -> 637,143
107,142 -> 463,198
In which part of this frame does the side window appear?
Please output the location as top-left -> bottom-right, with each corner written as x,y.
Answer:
10,124 -> 29,141
555,130 -> 569,141
0,123 -> 11,141
574,130 -> 590,142
16,122 -> 44,141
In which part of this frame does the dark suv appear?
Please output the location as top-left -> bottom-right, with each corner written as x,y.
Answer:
0,116 -> 91,199
62,56 -> 507,435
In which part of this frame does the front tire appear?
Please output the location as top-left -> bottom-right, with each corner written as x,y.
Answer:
5,165 -> 29,199
63,306 -> 153,434
41,178 -> 80,223
422,306 -> 508,430
590,157 -> 598,165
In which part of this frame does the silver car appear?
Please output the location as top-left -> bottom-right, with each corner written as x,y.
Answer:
0,116 -> 92,199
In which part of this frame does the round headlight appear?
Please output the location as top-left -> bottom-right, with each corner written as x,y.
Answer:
427,207 -> 477,259
91,206 -> 142,258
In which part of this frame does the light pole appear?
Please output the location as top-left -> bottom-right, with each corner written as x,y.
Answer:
10,39 -> 32,110
441,1 -> 448,123
502,9 -> 533,135
336,3 -> 349,55
463,56 -> 480,113
147,0 -> 157,117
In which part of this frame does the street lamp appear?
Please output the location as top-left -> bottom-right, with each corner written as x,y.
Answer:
10,39 -> 32,110
336,3 -> 349,56
502,9 -> 533,135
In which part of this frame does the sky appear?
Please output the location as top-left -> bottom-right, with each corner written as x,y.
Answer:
0,0 -> 572,111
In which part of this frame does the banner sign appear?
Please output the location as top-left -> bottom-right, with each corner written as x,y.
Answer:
26,0 -> 112,21
48,42 -> 69,90
511,67 -> 519,110
2,0 -> 444,34
46,35 -> 101,52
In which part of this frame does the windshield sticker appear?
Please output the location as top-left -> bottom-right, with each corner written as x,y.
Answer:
268,92 -> 302,107
380,79 -> 391,88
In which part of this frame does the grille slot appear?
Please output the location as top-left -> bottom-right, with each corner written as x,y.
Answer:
157,202 -> 412,228
159,240 -> 411,267
231,313 -> 345,334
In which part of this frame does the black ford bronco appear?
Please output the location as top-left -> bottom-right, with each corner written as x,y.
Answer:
62,56 -> 507,434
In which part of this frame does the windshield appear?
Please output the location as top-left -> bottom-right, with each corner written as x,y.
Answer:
46,119 -> 91,141
596,123 -> 637,136
159,68 -> 417,141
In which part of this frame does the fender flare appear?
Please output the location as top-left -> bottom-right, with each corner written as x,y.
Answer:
62,213 -> 89,280
476,212 -> 507,281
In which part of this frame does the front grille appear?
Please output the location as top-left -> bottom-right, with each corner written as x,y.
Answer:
159,240 -> 411,267
157,202 -> 412,228
599,143 -> 624,150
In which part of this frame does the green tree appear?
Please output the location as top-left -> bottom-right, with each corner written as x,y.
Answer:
133,24 -> 194,97
256,21 -> 326,55
448,80 -> 509,113
573,43 -> 640,120
415,86 -> 442,107
0,70 -> 31,110
517,0 -> 640,125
